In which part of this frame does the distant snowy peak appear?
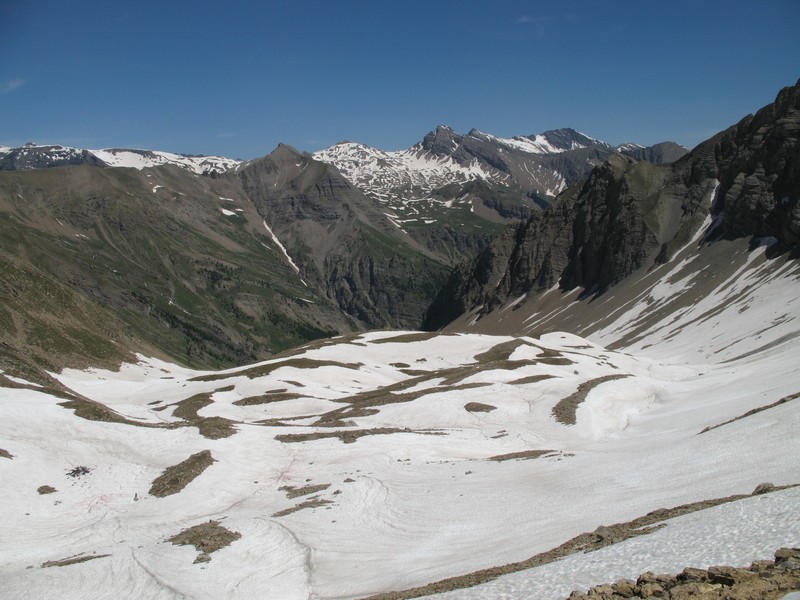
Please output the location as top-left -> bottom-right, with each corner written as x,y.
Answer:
0,143 -> 242,175
92,148 -> 242,175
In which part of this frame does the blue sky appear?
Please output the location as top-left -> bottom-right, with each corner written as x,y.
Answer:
1,0 -> 798,159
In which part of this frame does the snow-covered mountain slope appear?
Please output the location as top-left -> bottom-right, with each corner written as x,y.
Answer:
0,143 -> 241,175
313,140 -> 504,203
470,127 -> 609,155
454,222 -> 800,363
312,139 -> 509,227
2,257 -> 798,600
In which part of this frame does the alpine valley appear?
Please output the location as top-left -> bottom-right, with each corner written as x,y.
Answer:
0,81 -> 798,600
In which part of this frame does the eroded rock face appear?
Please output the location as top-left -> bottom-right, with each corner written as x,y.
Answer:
566,547 -> 800,599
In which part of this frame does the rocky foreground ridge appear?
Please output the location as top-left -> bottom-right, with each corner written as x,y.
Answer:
567,548 -> 800,600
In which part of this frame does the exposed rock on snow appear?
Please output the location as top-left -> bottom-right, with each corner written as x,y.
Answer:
565,547 -> 800,600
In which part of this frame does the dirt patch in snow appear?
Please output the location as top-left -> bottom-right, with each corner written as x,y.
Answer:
196,417 -> 237,439
488,449 -> 555,462
149,449 -> 215,497
280,483 -> 330,499
37,485 -> 57,494
59,398 -> 141,425
473,339 -> 535,363
189,358 -> 363,382
311,369 -> 490,426
172,393 -> 213,420
276,428 -> 445,444
537,356 -> 575,366
233,391 -> 305,406
464,402 -> 496,413
41,554 -> 111,568
370,332 -> 443,345
171,392 -> 237,439
551,374 -> 631,425
272,497 -> 334,517
474,340 -> 575,367
167,520 -> 241,563
508,374 -> 557,385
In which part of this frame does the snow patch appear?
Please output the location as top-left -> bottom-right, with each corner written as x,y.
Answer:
262,219 -> 302,278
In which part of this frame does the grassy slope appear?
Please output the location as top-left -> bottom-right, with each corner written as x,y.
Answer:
0,165 -> 354,373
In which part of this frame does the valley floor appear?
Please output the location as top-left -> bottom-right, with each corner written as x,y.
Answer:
1,318 -> 798,599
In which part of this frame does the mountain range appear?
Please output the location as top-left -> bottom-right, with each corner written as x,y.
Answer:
0,81 -> 798,600
0,127 -> 686,372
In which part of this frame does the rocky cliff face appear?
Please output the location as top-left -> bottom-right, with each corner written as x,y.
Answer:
709,81 -> 800,244
424,80 -> 800,330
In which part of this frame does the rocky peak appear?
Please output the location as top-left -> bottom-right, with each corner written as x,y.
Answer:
420,125 -> 464,156
270,143 -> 304,161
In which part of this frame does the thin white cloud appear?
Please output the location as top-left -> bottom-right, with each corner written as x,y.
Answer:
513,14 -> 555,39
1,78 -> 25,94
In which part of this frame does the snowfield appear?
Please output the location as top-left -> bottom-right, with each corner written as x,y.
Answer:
1,214 -> 799,598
